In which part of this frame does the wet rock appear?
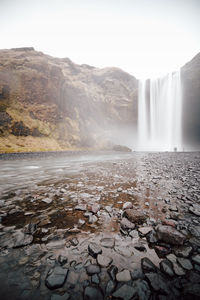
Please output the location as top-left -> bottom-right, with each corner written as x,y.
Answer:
167,254 -> 186,276
188,224 -> 200,238
123,209 -> 147,224
84,286 -> 103,300
120,217 -> 135,230
192,254 -> 200,265
97,254 -> 112,267
91,274 -> 99,284
100,237 -> 115,248
88,215 -> 98,224
141,257 -> 158,273
0,230 -> 33,248
177,257 -> 193,270
67,270 -> 79,286
112,284 -> 135,300
51,292 -> 70,300
131,268 -> 145,280
154,245 -> 171,258
108,265 -> 118,281
160,259 -> 174,277
88,243 -> 102,258
145,273 -> 168,294
183,283 -> 200,300
122,202 -> 133,210
45,266 -> 68,289
132,279 -> 151,300
174,245 -> 193,258
88,203 -> 100,214
116,269 -> 131,282
156,225 -> 186,245
86,264 -> 101,275
106,280 -> 116,294
134,243 -> 146,252
138,226 -> 152,236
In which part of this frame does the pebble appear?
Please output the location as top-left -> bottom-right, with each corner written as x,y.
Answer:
116,270 -> 131,282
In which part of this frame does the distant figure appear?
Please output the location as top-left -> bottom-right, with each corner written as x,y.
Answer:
174,147 -> 177,152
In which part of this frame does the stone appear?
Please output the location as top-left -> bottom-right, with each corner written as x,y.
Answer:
154,245 -> 171,258
88,203 -> 100,214
88,215 -> 98,224
156,225 -> 186,245
107,265 -> 118,281
58,255 -> 68,266
129,230 -> 139,239
146,230 -> 158,244
192,254 -> 200,265
67,270 -> 79,286
189,206 -> 200,216
75,204 -> 87,211
88,243 -> 102,258
112,284 -> 135,300
91,274 -> 99,284
188,225 -> 200,238
174,246 -> 193,258
42,198 -> 52,204
138,226 -> 152,235
51,292 -> 70,300
134,243 -> 146,252
106,280 -> 116,294
23,223 -> 37,235
183,283 -> 200,299
160,259 -> 174,277
117,187 -> 123,192
132,279 -> 151,300
45,266 -> 68,289
177,257 -> 193,270
78,219 -> 85,227
84,286 -> 103,300
0,230 -> 33,248
116,270 -> 131,282
141,257 -> 158,273
167,254 -> 186,276
97,254 -> 112,267
86,264 -> 101,275
169,205 -> 178,212
120,217 -> 135,230
100,237 -> 115,248
105,206 -> 113,213
70,237 -> 79,246
123,209 -> 147,224
145,273 -> 168,294
122,202 -> 133,210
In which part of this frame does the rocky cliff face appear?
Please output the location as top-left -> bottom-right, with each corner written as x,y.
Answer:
0,48 -> 137,152
181,53 -> 200,148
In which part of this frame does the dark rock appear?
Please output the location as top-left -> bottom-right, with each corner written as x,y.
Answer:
91,274 -> 100,284
106,280 -> 116,295
0,230 -> 33,248
177,257 -> 193,270
86,264 -> 101,275
156,225 -> 186,245
123,209 -> 147,224
174,245 -> 193,258
107,265 -> 118,281
160,259 -> 174,277
141,257 -> 158,273
51,292 -> 70,300
132,279 -> 151,300
131,268 -> 145,280
145,273 -> 168,294
45,266 -> 68,289
58,255 -> 68,266
112,284 -> 135,300
188,224 -> 200,238
70,237 -> 79,246
23,223 -> 37,235
154,245 -> 171,258
192,254 -> 200,265
88,243 -> 102,258
84,286 -> 103,300
183,283 -> 200,300
146,230 -> 158,244
134,243 -> 146,252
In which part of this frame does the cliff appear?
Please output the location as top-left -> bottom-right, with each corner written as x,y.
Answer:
0,48 -> 137,153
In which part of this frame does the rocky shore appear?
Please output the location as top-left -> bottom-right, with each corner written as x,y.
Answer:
0,152 -> 200,299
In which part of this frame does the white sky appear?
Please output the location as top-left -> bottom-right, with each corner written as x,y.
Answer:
0,0 -> 200,78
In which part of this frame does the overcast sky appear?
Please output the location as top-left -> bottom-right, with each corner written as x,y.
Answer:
0,0 -> 200,78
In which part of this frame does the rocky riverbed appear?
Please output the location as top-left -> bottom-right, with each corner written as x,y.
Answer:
0,151 -> 200,300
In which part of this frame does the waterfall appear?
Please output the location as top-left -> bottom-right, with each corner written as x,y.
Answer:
138,70 -> 182,151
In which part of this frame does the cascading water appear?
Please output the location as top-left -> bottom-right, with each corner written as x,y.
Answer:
137,70 -> 182,151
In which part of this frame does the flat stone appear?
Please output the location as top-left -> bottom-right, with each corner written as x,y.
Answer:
106,280 -> 116,294
123,209 -> 147,224
45,266 -> 68,289
160,259 -> 174,277
97,254 -> 112,267
84,286 -> 103,300
167,254 -> 186,276
145,273 -> 168,294
120,217 -> 135,230
74,204 -> 87,211
174,246 -> 193,258
192,254 -> 200,265
188,225 -> 200,238
129,230 -> 139,239
86,264 -> 101,275
112,284 -> 135,300
88,243 -> 102,258
177,257 -> 193,270
115,245 -> 132,257
46,240 -> 66,250
156,225 -> 186,245
141,257 -> 158,273
116,270 -> 131,282
138,226 -> 152,235
42,198 -> 52,204
100,237 -> 115,248
122,202 -> 133,210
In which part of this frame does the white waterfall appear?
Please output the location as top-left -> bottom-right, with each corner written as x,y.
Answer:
138,70 -> 182,151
